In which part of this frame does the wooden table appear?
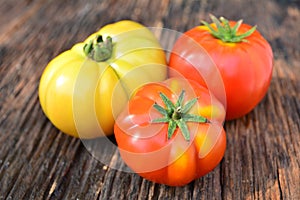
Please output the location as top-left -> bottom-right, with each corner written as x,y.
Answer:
0,0 -> 299,199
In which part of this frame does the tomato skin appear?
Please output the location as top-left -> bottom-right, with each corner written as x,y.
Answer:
39,20 -> 167,138
114,78 -> 226,186
169,21 -> 273,120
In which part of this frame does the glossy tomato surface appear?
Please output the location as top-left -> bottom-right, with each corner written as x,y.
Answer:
39,20 -> 167,138
114,78 -> 226,186
169,20 -> 273,120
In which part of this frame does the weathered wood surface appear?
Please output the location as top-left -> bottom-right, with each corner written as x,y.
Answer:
0,0 -> 299,199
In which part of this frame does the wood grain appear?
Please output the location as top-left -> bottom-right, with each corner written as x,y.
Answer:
0,0 -> 299,199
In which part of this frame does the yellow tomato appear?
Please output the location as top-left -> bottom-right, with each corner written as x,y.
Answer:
39,20 -> 167,138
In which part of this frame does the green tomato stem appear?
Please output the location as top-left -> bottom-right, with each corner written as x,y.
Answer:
83,35 -> 113,62
152,90 -> 208,141
202,14 -> 256,43
172,107 -> 182,120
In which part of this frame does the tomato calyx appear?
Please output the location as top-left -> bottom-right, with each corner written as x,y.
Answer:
201,15 -> 257,43
83,35 -> 113,62
152,90 -> 208,141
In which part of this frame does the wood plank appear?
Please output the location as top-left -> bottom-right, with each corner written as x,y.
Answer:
0,0 -> 299,199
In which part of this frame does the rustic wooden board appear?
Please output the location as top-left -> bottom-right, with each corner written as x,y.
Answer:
0,0 -> 299,199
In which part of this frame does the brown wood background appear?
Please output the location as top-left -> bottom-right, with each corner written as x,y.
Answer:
0,0 -> 300,199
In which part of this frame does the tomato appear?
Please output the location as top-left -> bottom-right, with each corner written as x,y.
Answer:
114,78 -> 226,186
39,20 -> 167,138
169,15 -> 273,120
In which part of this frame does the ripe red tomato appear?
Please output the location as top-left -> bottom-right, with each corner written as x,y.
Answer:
169,16 -> 273,120
114,78 -> 226,186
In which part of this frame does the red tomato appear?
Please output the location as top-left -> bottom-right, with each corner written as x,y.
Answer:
114,78 -> 226,186
169,16 -> 273,120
